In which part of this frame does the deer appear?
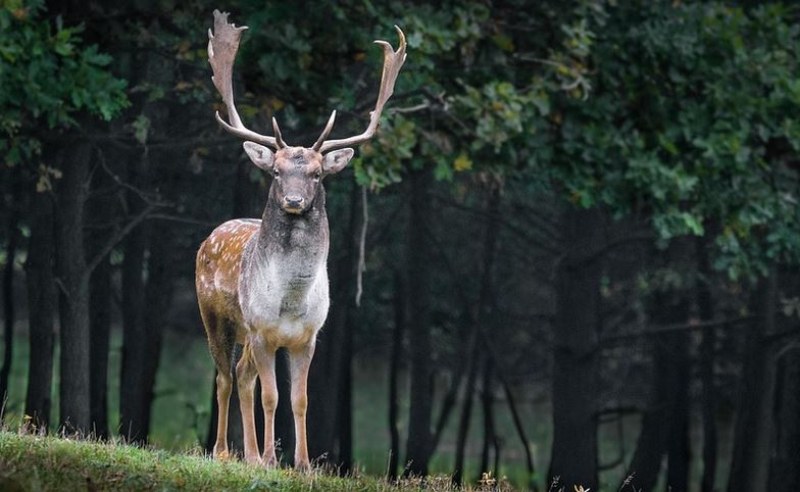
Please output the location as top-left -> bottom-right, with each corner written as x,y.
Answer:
196,10 -> 406,470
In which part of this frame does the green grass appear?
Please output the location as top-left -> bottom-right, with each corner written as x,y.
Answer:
0,430 -> 510,491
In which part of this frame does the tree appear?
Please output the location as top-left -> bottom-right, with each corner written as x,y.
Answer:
1,2 -> 128,433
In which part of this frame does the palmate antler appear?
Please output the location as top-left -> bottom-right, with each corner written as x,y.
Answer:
208,10 -> 406,153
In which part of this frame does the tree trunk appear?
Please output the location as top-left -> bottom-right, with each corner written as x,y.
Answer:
768,346 -> 800,488
387,270 -> 405,481
666,331 -> 691,492
453,185 -> 501,486
139,217 -> 174,439
55,143 -> 93,433
86,162 -> 116,439
404,168 -> 433,477
0,168 -> 21,415
119,153 -> 148,442
24,187 -> 57,430
696,236 -> 717,492
336,304 -> 355,473
500,373 -> 538,492
625,305 -> 691,492
89,254 -> 112,438
728,270 -> 778,492
623,237 -> 692,492
453,339 -> 481,486
275,348 -> 295,464
478,355 -> 497,481
549,206 -> 602,491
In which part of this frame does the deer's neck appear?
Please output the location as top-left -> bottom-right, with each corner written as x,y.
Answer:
238,186 -> 330,324
256,186 -> 328,257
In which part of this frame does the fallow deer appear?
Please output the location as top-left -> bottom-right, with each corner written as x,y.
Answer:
196,10 -> 406,469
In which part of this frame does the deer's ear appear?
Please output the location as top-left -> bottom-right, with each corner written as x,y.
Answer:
243,141 -> 275,171
322,148 -> 354,175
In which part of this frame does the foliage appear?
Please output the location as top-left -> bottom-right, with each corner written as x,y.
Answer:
0,0 -> 129,167
543,2 -> 800,277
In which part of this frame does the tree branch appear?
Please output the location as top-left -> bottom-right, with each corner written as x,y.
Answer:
84,203 -> 159,276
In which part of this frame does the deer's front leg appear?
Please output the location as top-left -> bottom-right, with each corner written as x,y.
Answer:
251,335 -> 279,467
236,343 -> 260,465
289,342 -> 316,471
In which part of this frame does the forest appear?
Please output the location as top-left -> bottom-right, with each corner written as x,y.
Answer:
1,0 -> 799,490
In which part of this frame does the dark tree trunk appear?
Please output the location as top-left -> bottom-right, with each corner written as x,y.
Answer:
119,154 -> 148,443
87,162 -> 116,439
89,254 -> 112,438
453,339 -> 481,486
337,305 -> 355,472
728,270 -> 778,492
500,374 -> 538,492
768,346 -> 800,488
55,143 -> 93,433
478,355 -> 497,481
549,206 -> 602,491
453,185 -> 501,486
623,237 -> 692,492
119,42 -> 173,445
696,237 -> 717,492
666,331 -> 691,492
625,304 -> 691,491
275,348 -> 295,464
404,168 -> 433,477
0,168 -> 21,415
139,217 -> 174,438
24,188 -> 57,430
387,270 -> 405,481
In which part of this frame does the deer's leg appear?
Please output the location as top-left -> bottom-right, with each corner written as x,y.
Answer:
288,342 -> 315,471
251,335 -> 279,467
213,370 -> 233,458
236,341 -> 260,465
199,306 -> 234,460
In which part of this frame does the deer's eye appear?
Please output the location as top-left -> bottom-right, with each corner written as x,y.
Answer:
314,171 -> 322,179
273,169 -> 280,178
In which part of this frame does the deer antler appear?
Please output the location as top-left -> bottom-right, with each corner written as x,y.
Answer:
315,26 -> 407,154
208,10 -> 287,149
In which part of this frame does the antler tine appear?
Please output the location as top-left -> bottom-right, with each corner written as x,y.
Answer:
318,26 -> 407,154
208,10 -> 282,149
312,111 -> 337,151
272,117 -> 287,148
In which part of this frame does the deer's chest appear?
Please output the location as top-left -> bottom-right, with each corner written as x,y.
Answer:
238,240 -> 329,346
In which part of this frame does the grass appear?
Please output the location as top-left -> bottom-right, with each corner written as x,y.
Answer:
0,430 -> 513,491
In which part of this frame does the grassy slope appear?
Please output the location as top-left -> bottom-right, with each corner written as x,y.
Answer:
0,431 -> 382,491
0,431 -> 505,492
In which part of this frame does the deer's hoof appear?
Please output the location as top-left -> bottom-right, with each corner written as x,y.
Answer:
213,448 -> 231,461
262,454 -> 279,469
244,454 -> 263,466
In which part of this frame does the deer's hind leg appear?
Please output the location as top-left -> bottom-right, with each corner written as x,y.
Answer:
199,306 -> 236,460
237,338 -> 262,465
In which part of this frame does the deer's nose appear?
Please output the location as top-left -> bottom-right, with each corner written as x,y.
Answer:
284,195 -> 305,209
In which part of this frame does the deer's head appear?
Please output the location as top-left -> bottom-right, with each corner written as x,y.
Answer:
242,143 -> 353,214
208,10 -> 406,215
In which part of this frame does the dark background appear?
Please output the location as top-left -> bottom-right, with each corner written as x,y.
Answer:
1,1 -> 799,490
